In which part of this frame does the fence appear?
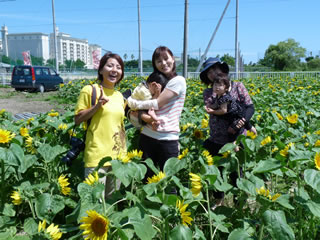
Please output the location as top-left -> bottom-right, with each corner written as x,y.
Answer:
1,71 -> 320,86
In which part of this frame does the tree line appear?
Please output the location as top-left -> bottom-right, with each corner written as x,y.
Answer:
1,38 -> 320,71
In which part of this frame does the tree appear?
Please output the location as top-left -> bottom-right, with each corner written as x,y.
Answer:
131,54 -> 135,60
307,57 -> 320,70
123,53 -> 128,61
221,53 -> 235,67
74,59 -> 86,70
1,55 -> 11,64
31,55 -> 44,66
259,38 -> 306,71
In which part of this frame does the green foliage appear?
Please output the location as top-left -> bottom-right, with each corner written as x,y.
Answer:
0,74 -> 320,239
259,38 -> 306,70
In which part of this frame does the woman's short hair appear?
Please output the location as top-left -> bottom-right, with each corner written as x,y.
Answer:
152,46 -> 177,80
97,52 -> 124,83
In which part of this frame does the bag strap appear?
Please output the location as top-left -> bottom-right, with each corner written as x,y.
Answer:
87,84 -> 96,127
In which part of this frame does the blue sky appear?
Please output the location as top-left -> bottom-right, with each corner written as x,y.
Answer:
1,0 -> 319,64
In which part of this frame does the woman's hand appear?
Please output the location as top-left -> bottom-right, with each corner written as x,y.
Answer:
205,106 -> 215,114
97,86 -> 109,107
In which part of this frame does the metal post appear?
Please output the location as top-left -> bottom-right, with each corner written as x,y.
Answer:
196,0 -> 231,72
51,0 -> 59,73
137,0 -> 143,75
235,0 -> 239,79
182,0 -> 189,78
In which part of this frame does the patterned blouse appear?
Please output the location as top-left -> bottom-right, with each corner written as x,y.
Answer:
203,81 -> 253,145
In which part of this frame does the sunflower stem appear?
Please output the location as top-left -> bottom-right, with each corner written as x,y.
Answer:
206,186 -> 213,240
28,200 -> 36,219
129,179 -> 135,207
0,159 -> 4,209
106,198 -> 126,214
258,223 -> 264,240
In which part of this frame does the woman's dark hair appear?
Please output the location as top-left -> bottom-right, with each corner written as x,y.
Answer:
214,74 -> 230,89
146,72 -> 168,92
152,46 -> 177,80
97,52 -> 124,83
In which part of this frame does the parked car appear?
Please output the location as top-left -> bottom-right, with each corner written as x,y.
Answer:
11,65 -> 63,93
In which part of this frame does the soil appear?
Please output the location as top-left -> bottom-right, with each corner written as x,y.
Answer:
0,87 -> 66,116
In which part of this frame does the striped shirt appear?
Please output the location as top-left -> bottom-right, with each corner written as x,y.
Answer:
142,75 -> 186,140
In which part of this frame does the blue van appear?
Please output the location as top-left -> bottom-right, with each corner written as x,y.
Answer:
11,65 -> 63,93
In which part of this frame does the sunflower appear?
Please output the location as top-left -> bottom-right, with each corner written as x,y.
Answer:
20,127 -> 29,137
276,112 -> 283,120
0,128 -> 15,144
247,130 -> 257,139
315,153 -> 320,170
38,220 -> 46,232
0,109 -> 5,115
260,136 -> 272,146
58,123 -> 67,130
147,171 -> 166,184
176,200 -> 193,226
84,171 -> 99,185
271,193 -> 281,201
58,175 -> 71,196
127,149 -> 143,159
202,150 -> 213,165
11,191 -> 22,205
286,113 -> 298,124
48,111 -> 59,117
315,140 -> 320,147
178,148 -> 189,160
189,173 -> 202,197
256,186 -> 270,198
201,118 -> 208,128
79,210 -> 109,240
193,129 -> 204,139
46,223 -> 62,240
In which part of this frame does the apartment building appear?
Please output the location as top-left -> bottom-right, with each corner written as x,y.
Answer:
1,25 -> 101,69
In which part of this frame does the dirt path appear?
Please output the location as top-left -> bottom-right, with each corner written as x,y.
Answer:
0,88 -> 66,116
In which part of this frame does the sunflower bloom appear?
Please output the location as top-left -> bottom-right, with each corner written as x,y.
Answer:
79,210 -> 109,240
271,193 -> 281,201
286,114 -> 298,124
58,175 -> 71,196
178,148 -> 189,160
315,153 -> 320,170
176,200 -> 193,226
46,223 -> 62,240
222,151 -> 230,158
11,191 -> 22,205
193,129 -> 204,139
315,140 -> 320,147
201,119 -> 208,128
202,150 -> 213,165
84,171 -> 99,185
58,124 -> 67,130
147,171 -> 166,184
20,127 -> 29,137
261,136 -> 272,146
256,186 -> 270,198
0,128 -> 15,144
127,149 -> 143,159
189,173 -> 202,197
276,112 -> 283,120
247,130 -> 257,139
48,111 -> 59,117
38,220 -> 46,232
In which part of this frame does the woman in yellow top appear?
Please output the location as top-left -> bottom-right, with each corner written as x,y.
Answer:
75,52 -> 126,199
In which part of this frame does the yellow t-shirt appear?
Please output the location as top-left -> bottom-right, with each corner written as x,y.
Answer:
75,84 -> 127,167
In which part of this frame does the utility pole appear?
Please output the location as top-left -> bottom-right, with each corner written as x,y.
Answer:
196,0 -> 231,72
51,0 -> 59,72
182,0 -> 189,78
137,0 -> 143,75
235,0 -> 239,79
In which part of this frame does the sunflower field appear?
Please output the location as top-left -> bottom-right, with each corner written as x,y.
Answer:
0,75 -> 320,240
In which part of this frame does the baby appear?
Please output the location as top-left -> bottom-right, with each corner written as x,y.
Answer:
128,72 -> 168,130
